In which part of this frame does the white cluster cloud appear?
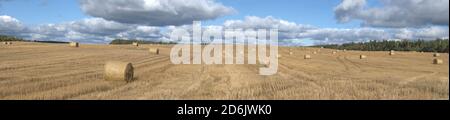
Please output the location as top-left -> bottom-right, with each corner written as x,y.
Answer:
0,15 -> 163,43
67,18 -> 133,36
79,0 -> 235,26
222,16 -> 449,44
117,26 -> 162,40
299,28 -> 390,44
0,15 -> 26,34
2,15 -> 448,45
393,26 -> 449,40
335,0 -> 449,28
223,16 -> 315,39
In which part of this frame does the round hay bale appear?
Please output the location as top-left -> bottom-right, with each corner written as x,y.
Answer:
332,51 -> 337,54
433,59 -> 443,64
69,42 -> 79,47
132,42 -> 139,47
149,48 -> 160,54
277,54 -> 282,58
360,55 -> 367,59
433,53 -> 440,57
312,51 -> 317,54
389,50 -> 395,55
104,61 -> 134,82
3,42 -> 8,45
289,52 -> 294,55
304,55 -> 311,59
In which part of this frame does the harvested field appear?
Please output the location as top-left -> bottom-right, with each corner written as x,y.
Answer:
0,42 -> 448,100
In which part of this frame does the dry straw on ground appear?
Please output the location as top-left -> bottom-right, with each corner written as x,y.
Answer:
433,59 -> 443,64
69,42 -> 79,47
104,61 -> 134,82
149,48 -> 160,55
0,43 -> 448,100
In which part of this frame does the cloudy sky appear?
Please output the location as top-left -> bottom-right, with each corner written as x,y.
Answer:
0,0 -> 449,45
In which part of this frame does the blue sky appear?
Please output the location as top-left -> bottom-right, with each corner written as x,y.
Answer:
0,0 -> 86,25
1,0 -> 359,27
0,0 -> 448,45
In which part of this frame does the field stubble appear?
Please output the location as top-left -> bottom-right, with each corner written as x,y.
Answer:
0,42 -> 448,100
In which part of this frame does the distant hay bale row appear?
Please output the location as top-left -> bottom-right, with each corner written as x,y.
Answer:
69,42 -> 79,47
104,61 -> 134,82
3,42 -> 12,45
149,48 -> 160,54
433,59 -> 443,64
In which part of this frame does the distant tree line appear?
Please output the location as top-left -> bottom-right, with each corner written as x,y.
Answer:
109,39 -> 177,45
0,35 -> 24,41
315,39 -> 449,53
